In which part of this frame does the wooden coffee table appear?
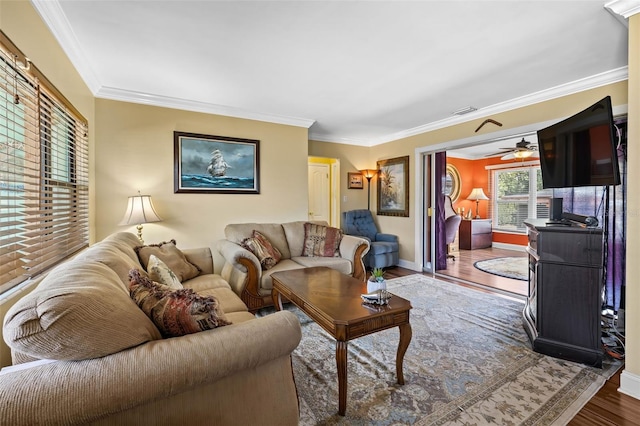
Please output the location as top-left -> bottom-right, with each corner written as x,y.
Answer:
271,267 -> 412,416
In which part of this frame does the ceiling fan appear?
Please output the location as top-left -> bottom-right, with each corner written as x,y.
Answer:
486,138 -> 539,160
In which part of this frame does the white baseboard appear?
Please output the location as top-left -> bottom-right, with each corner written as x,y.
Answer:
491,242 -> 527,252
397,259 -> 421,272
619,370 -> 640,400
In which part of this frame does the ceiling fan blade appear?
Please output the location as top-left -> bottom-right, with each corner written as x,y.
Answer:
485,150 -> 513,157
501,152 -> 516,160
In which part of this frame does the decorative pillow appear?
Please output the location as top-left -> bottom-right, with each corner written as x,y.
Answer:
302,222 -> 343,257
147,254 -> 183,289
241,230 -> 282,270
129,269 -> 230,337
135,240 -> 200,282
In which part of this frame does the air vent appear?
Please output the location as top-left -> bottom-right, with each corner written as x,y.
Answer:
452,106 -> 477,116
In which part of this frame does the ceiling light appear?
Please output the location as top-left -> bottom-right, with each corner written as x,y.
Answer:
513,150 -> 534,159
452,106 -> 477,116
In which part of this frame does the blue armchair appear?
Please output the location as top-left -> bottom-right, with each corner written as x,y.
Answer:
342,209 -> 399,270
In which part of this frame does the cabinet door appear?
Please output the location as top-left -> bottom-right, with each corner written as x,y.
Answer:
538,263 -> 601,350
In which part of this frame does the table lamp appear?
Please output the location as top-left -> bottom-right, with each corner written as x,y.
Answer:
119,191 -> 163,244
466,188 -> 489,219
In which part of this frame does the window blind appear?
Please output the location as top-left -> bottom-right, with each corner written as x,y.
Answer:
0,36 -> 88,293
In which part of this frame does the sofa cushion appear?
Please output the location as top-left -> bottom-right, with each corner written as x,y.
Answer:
135,240 -> 200,282
241,230 -> 282,270
148,254 -> 183,289
302,222 -> 343,257
129,269 -> 231,337
3,261 -> 162,361
291,256 -> 352,276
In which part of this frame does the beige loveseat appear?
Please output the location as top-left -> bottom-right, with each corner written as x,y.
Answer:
1,232 -> 301,425
217,221 -> 370,311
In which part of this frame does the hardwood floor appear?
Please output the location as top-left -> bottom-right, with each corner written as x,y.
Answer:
436,246 -> 528,297
383,264 -> 638,425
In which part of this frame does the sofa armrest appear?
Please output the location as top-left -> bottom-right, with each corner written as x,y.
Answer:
182,247 -> 214,275
375,233 -> 399,243
0,311 -> 302,426
339,235 -> 370,281
216,239 -> 262,299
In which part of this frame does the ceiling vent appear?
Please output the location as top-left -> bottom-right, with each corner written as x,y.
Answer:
452,106 -> 477,116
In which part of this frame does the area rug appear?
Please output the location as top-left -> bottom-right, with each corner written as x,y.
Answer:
259,274 -> 619,425
474,256 -> 529,281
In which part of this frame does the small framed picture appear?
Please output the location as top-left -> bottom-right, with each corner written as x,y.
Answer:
348,172 -> 364,189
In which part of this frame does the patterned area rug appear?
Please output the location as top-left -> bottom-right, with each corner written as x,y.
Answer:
474,256 -> 529,281
259,274 -> 619,425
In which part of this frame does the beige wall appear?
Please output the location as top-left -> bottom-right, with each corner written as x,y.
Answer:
95,99 -> 310,268
621,12 -> 639,391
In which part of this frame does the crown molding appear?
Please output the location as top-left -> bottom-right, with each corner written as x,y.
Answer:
365,66 -> 628,146
31,0 -> 101,93
308,132 -> 371,147
96,86 -> 315,128
605,0 -> 640,19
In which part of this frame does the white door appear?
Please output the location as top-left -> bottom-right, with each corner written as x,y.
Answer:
308,163 -> 330,222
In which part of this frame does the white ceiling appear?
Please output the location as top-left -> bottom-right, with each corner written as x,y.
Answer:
32,1 -> 629,148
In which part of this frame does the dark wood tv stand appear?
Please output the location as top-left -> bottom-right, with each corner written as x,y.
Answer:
523,219 -> 604,367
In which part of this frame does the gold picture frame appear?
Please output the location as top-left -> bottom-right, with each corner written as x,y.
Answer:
377,155 -> 409,217
444,164 -> 462,202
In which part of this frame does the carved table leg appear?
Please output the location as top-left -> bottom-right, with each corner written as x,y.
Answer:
336,340 -> 348,416
396,323 -> 412,385
272,288 -> 283,311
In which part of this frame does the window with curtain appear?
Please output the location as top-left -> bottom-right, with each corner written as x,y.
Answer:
492,166 -> 552,232
0,35 -> 89,293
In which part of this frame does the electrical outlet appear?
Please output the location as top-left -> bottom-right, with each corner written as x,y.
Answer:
343,196 -> 347,202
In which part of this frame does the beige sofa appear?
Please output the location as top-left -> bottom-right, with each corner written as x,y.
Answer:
217,221 -> 370,311
1,232 -> 301,426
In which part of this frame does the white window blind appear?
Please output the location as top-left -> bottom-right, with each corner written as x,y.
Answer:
0,36 -> 88,293
492,166 -> 552,232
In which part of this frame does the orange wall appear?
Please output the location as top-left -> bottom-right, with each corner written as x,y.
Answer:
448,155 -> 529,247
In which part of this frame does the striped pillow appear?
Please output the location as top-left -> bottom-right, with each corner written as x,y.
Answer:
129,269 -> 230,337
302,222 -> 343,257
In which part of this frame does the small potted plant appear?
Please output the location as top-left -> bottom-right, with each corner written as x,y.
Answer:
367,268 -> 387,293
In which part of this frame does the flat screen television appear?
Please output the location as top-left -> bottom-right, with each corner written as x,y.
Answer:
537,96 -> 621,189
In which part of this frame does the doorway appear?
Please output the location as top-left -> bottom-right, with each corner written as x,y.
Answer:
419,133 -> 539,298
308,157 -> 340,227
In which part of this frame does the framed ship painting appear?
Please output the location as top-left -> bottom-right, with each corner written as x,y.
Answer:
174,131 -> 260,194
376,155 -> 409,217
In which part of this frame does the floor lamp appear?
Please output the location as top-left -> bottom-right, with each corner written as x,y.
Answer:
360,169 -> 378,210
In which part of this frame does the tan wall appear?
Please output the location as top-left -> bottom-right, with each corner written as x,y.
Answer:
623,12 -> 639,384
95,99 -> 310,269
0,0 -> 96,367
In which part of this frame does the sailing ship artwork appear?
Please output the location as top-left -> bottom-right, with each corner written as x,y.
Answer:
174,132 -> 260,194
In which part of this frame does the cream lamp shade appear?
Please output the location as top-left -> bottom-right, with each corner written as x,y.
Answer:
119,192 -> 162,243
466,188 -> 489,219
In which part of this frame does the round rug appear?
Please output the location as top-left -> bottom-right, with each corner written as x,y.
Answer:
473,256 -> 528,281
